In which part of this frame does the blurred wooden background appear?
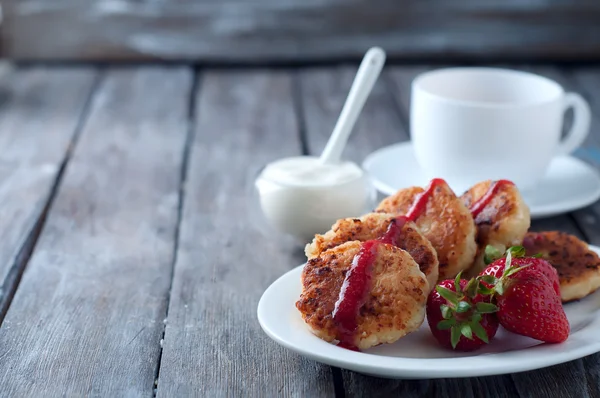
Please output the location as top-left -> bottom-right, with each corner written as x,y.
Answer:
3,0 -> 600,63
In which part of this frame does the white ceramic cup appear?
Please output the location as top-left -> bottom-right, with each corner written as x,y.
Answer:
410,67 -> 591,194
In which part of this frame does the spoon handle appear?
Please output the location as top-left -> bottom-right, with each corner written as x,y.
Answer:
320,47 -> 387,164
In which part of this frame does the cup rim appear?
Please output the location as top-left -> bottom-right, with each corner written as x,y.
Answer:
412,67 -> 565,109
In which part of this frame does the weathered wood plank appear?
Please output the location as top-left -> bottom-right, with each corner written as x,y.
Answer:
4,1 -> 600,62
155,70 -> 335,397
0,67 -> 97,316
298,66 -> 406,162
582,353 -> 600,398
385,65 -> 432,125
0,67 -> 193,396
510,361 -> 590,398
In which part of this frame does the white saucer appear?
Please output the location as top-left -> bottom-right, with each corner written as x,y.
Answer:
362,142 -> 600,218
257,246 -> 600,379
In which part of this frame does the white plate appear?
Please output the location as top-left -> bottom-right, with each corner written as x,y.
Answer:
257,245 -> 600,379
362,142 -> 600,219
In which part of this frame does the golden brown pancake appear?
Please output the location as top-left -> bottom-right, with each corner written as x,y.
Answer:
523,231 -> 600,302
305,212 -> 439,291
296,241 -> 428,350
376,180 -> 477,281
461,180 -> 530,276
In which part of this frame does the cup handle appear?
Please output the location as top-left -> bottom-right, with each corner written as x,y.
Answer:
556,92 -> 591,156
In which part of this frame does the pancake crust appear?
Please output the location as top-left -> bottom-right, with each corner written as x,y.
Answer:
296,241 -> 428,350
376,180 -> 477,280
305,212 -> 439,291
461,180 -> 531,276
523,231 -> 600,302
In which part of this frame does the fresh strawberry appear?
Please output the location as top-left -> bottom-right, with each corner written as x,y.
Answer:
479,245 -> 569,343
479,246 -> 561,296
496,272 -> 569,343
426,276 -> 498,351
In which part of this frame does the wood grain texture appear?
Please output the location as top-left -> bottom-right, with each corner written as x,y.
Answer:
582,353 -> 600,398
0,67 -> 97,315
155,70 -> 335,397
0,67 -> 193,396
4,1 -> 600,62
386,65 -> 432,125
298,66 -> 406,162
511,360 -> 591,398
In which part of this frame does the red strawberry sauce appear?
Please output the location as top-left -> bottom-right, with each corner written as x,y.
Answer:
333,179 -> 447,350
378,215 -> 408,245
405,178 -> 446,221
332,178 -> 452,350
469,180 -> 514,217
332,240 -> 379,351
333,215 -> 409,350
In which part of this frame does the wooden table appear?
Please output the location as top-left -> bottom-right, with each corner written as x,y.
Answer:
0,63 -> 599,397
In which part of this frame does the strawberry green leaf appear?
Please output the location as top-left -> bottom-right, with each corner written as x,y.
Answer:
475,302 -> 498,314
464,278 -> 478,298
477,284 -> 494,296
479,275 -> 497,285
505,264 -> 531,278
454,272 -> 463,293
484,245 -> 502,265
470,321 -> 490,343
472,313 -> 482,323
456,301 -> 471,313
440,304 -> 452,319
451,326 -> 461,349
507,245 -> 526,258
532,253 -> 543,258
495,280 -> 505,295
436,286 -> 460,306
505,248 -> 513,269
460,324 -> 473,340
437,319 -> 454,330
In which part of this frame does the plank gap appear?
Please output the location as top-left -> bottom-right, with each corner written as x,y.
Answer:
291,70 -> 310,156
331,367 -> 346,398
382,71 -> 411,135
152,68 -> 201,397
569,213 -> 591,242
0,69 -> 104,324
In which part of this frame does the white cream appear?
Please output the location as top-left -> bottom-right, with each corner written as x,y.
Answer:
255,156 -> 374,241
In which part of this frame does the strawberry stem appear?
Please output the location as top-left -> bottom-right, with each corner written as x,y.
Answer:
456,301 -> 471,313
435,275 -> 498,350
